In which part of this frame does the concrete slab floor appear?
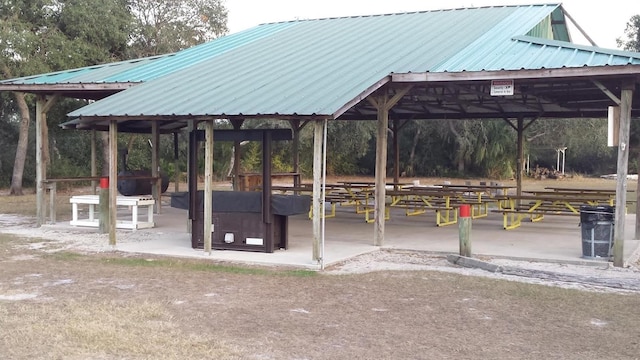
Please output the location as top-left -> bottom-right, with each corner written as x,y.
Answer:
89,205 -> 639,270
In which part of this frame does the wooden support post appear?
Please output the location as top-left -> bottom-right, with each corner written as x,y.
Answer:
393,119 -> 400,188
459,204 -> 472,257
516,117 -> 524,203
291,119 -> 301,188
262,131 -> 274,253
35,98 -> 45,226
151,121 -> 160,213
369,86 -> 412,247
35,96 -> 58,226
613,84 -> 634,267
99,177 -> 109,233
46,182 -> 56,224
374,99 -> 389,247
312,120 -> 323,262
173,132 -> 179,193
186,121 -> 195,233
108,120 -> 118,246
91,130 -> 97,194
231,119 -> 243,191
203,120 -> 214,254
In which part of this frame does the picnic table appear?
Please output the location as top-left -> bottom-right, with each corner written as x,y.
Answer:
386,188 -> 459,226
544,186 -> 617,195
494,190 -> 616,230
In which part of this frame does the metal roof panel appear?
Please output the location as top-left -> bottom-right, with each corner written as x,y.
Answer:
72,5 -> 554,118
0,23 -> 294,86
66,4 -> 640,119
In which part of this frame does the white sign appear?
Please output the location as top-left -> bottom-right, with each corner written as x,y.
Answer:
490,79 -> 514,96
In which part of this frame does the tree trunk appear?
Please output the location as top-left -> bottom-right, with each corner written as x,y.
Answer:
457,158 -> 465,173
9,92 -> 30,196
448,120 -> 470,175
405,128 -> 421,177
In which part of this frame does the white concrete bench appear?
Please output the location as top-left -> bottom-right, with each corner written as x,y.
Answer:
70,195 -> 155,230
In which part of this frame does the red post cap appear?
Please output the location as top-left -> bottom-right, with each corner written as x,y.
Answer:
459,204 -> 471,218
100,177 -> 109,189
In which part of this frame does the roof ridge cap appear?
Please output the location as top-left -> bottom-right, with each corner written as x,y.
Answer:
513,35 -> 640,57
256,3 -> 560,27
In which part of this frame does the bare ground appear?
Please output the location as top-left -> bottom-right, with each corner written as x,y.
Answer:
1,177 -> 640,359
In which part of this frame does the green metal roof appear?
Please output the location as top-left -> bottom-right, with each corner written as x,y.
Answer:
50,4 -> 640,119
0,22 -> 294,86
0,55 -> 168,86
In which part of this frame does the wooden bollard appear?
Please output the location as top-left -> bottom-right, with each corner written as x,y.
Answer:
459,204 -> 472,257
99,177 -> 110,234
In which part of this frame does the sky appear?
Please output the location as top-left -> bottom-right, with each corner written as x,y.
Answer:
224,0 -> 639,50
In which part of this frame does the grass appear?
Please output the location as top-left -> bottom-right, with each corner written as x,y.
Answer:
1,300 -> 242,359
45,251 -> 318,277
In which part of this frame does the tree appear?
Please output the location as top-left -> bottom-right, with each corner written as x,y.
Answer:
617,15 -> 640,51
0,0 -> 132,194
128,0 -> 228,57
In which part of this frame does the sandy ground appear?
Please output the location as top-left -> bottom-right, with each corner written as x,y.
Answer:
2,213 -> 640,295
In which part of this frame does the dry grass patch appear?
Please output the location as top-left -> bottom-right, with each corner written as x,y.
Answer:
0,299 -> 241,359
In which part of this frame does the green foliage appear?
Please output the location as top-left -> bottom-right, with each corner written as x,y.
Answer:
57,0 -> 133,63
128,0 -> 229,57
527,118 -> 616,175
298,121 -> 375,176
0,109 -> 19,187
617,15 -> 640,51
469,120 -> 515,179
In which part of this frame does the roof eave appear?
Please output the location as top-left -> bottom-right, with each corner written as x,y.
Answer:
391,65 -> 640,83
72,113 -> 335,122
0,82 -> 140,92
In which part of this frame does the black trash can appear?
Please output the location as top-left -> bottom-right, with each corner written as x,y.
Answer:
579,205 -> 614,259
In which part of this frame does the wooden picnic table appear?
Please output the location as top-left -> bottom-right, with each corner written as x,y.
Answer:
544,186 -> 617,194
495,192 -> 616,230
438,183 -> 516,196
386,185 -> 504,226
524,190 -> 615,205
270,183 -> 381,221
385,188 -> 459,226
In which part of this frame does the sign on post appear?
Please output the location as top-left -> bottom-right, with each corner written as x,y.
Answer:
490,79 -> 514,96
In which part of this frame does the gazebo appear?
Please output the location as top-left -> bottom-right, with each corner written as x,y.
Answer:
2,3 -> 640,266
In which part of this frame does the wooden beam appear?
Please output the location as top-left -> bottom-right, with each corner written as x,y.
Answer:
0,83 -> 138,92
333,76 -> 391,119
613,84 -> 634,267
591,80 -> 621,105
391,65 -> 640,83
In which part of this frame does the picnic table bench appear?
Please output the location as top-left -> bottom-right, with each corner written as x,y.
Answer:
70,194 -> 155,230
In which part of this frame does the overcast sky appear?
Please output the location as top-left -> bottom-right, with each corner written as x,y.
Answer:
224,0 -> 639,50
